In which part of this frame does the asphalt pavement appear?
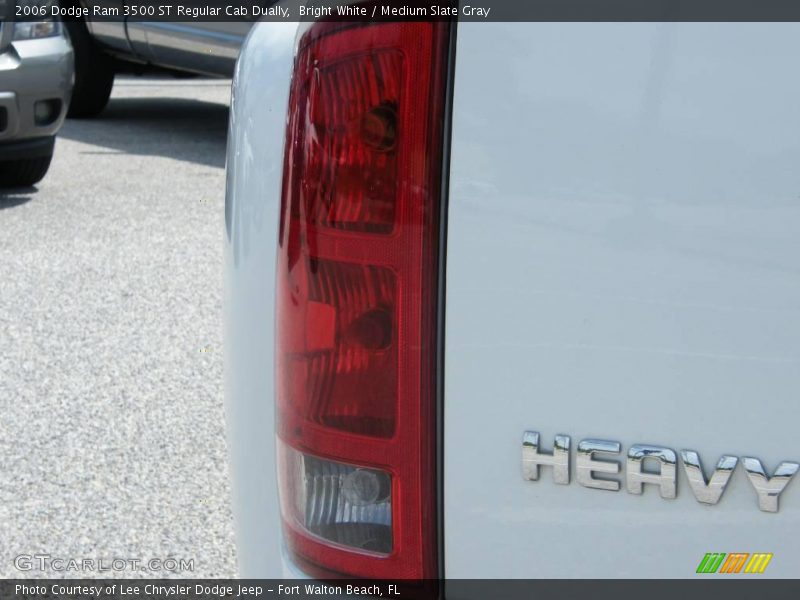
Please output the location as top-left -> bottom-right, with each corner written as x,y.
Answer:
0,77 -> 237,578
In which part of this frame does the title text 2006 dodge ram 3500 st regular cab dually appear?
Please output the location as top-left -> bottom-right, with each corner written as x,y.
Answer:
224,18 -> 800,583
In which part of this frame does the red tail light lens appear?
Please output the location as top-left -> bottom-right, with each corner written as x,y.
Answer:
276,20 -> 449,579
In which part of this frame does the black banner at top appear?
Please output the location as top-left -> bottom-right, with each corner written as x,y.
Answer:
12,0 -> 800,22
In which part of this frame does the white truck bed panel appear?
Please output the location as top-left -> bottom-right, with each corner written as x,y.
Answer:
444,23 -> 800,578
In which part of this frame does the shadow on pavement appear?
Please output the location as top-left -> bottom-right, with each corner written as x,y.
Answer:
59,97 -> 230,169
0,189 -> 34,209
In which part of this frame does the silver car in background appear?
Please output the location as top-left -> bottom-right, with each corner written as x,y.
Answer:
0,0 -> 73,187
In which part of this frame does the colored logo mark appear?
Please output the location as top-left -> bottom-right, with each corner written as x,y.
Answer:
696,552 -> 773,574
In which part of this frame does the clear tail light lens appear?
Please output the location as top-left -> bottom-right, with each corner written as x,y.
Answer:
279,441 -> 393,554
276,20 -> 450,579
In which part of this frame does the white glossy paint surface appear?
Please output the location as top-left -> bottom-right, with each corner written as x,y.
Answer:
224,20 -> 298,578
444,23 -> 800,578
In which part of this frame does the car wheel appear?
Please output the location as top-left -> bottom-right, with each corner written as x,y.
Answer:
0,155 -> 54,188
65,21 -> 115,118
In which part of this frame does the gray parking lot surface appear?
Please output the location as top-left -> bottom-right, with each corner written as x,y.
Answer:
0,77 -> 237,578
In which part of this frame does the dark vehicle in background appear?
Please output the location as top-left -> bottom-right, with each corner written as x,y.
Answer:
63,1 -> 255,117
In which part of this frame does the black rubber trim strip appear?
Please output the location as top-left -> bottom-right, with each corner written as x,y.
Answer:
436,14 -> 458,590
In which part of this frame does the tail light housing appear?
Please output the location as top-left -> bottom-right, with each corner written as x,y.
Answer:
275,20 -> 450,579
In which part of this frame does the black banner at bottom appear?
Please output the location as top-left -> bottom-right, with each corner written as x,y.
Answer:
3,579 -> 800,600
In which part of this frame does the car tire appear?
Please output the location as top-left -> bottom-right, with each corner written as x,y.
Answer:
0,155 -> 53,188
65,21 -> 115,118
